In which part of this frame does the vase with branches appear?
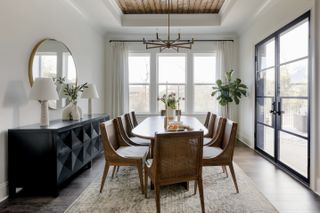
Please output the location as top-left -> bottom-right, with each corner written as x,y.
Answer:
62,82 -> 88,120
159,92 -> 182,119
211,70 -> 248,118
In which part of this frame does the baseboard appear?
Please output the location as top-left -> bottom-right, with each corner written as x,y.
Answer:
0,182 -> 8,203
237,136 -> 254,149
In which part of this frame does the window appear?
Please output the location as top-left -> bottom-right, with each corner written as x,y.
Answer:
128,53 -> 150,113
193,53 -> 216,113
127,52 -> 219,114
157,54 -> 186,112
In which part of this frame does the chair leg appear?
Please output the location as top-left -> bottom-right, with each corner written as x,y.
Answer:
198,177 -> 205,213
100,162 -> 110,193
144,166 -> 148,198
155,184 -> 161,213
228,163 -> 239,193
222,166 -> 228,177
111,166 -> 117,179
137,161 -> 144,194
194,180 -> 197,195
116,166 -> 120,172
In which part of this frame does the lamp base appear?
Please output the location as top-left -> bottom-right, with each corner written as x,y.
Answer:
40,100 -> 49,127
88,99 -> 93,116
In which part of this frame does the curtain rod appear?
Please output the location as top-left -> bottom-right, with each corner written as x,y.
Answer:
109,39 -> 234,43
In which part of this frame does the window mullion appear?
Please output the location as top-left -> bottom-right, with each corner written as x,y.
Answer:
187,52 -> 193,114
150,51 -> 157,114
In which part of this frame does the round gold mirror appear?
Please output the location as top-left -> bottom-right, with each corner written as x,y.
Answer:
28,39 -> 77,109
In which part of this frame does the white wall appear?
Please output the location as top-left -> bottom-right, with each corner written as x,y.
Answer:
0,0 -> 106,201
238,0 -> 320,193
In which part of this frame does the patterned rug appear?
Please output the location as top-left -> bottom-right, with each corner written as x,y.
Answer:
65,164 -> 278,213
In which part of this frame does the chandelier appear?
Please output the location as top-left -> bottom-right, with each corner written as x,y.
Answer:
143,0 -> 194,52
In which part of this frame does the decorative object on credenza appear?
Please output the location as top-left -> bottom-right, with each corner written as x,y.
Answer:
211,69 -> 248,118
81,84 -> 99,116
29,78 -> 59,127
143,0 -> 194,52
62,83 -> 88,120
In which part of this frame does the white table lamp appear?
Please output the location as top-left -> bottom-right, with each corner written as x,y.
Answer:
30,78 -> 59,127
81,84 -> 99,116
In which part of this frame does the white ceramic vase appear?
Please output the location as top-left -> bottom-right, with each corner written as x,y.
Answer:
166,107 -> 176,120
62,101 -> 82,121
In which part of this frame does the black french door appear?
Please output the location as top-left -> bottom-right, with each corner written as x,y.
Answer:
255,12 -> 310,183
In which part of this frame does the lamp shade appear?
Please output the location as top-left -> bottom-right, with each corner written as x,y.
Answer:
81,84 -> 99,99
30,78 -> 59,101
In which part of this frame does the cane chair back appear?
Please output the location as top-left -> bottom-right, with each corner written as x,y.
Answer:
154,131 -> 203,183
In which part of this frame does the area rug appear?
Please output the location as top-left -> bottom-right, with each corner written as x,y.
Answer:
65,164 -> 278,213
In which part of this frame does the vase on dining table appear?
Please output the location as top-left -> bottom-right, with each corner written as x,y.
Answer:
166,107 -> 176,120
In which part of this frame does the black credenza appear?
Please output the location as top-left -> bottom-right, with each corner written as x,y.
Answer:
8,114 -> 109,197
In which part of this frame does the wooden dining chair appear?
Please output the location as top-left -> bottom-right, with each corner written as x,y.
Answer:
99,119 -> 149,194
131,111 -> 139,127
204,113 -> 216,139
204,116 -> 227,147
116,114 -> 150,146
144,131 -> 205,213
203,112 -> 211,128
160,109 -> 182,116
200,120 -> 239,193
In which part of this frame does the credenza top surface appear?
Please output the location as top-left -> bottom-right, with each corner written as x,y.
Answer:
9,114 -> 109,131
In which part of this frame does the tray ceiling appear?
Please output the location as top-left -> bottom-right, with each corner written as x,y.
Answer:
115,0 -> 225,14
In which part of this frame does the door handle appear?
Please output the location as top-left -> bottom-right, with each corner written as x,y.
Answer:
277,101 -> 284,115
269,101 -> 276,114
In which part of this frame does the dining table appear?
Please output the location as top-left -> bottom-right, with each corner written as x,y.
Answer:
132,115 -> 208,157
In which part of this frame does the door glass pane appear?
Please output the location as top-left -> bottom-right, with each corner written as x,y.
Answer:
280,20 -> 309,64
128,55 -> 150,83
129,85 -> 150,113
256,98 -> 273,126
280,59 -> 308,97
258,38 -> 275,70
281,99 -> 308,137
256,123 -> 274,157
279,131 -> 308,177
158,85 -> 185,112
158,55 -> 186,83
256,68 -> 275,96
194,85 -> 217,113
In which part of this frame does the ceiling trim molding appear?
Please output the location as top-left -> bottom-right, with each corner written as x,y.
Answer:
219,0 -> 235,16
122,14 -> 221,27
106,0 -> 123,16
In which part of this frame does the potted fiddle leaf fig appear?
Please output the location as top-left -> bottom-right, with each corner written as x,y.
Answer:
211,69 -> 248,118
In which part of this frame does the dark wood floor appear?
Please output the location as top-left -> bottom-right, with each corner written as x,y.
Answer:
0,142 -> 320,213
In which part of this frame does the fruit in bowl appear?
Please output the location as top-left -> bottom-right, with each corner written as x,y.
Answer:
167,123 -> 179,130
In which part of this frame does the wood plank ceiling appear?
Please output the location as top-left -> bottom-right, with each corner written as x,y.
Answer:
116,0 -> 225,14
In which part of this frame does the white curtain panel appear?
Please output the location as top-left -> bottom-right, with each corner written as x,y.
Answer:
214,41 -> 237,118
109,42 -> 129,118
